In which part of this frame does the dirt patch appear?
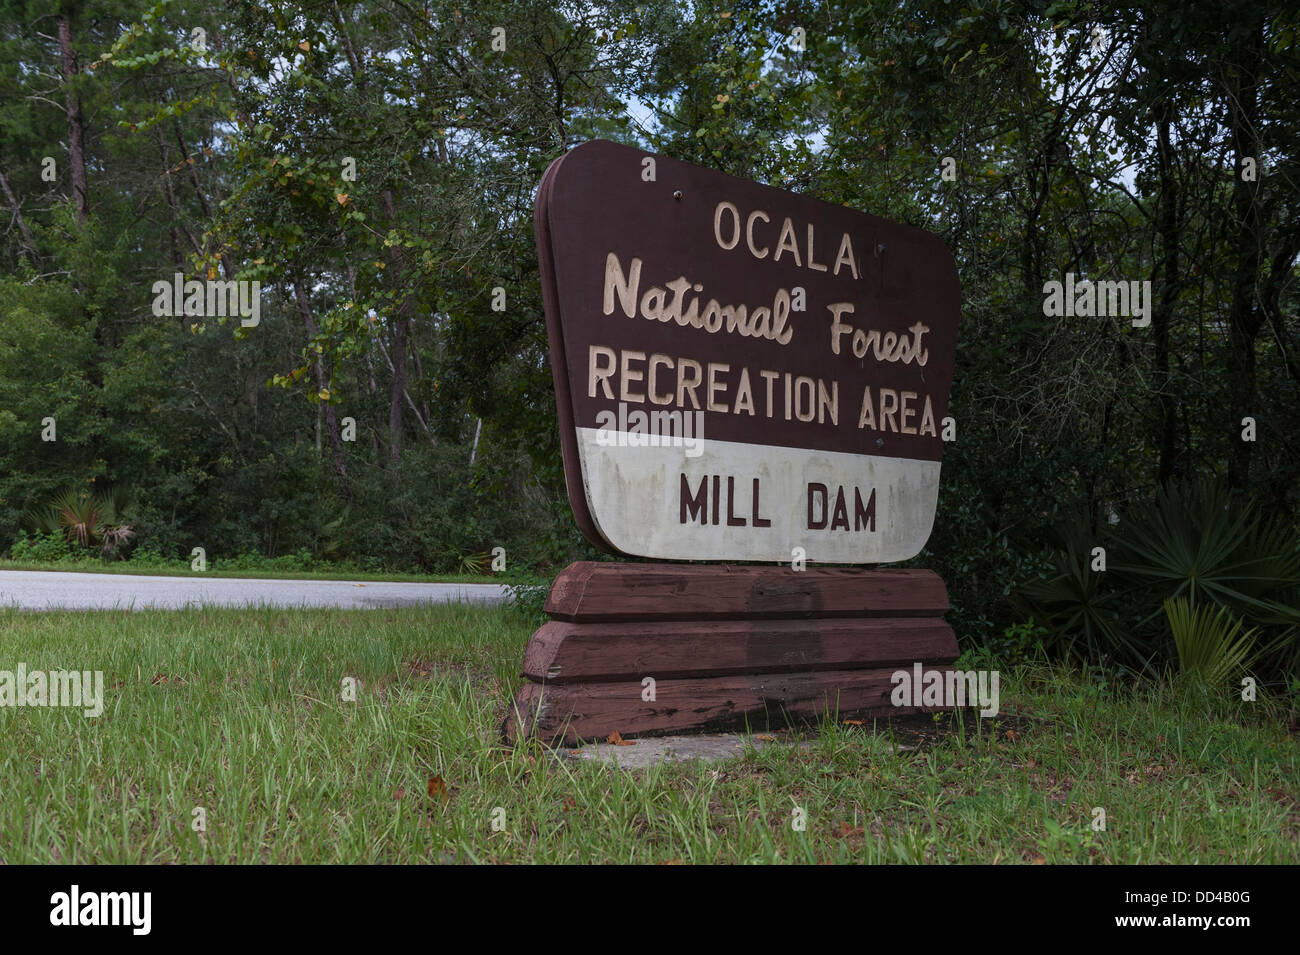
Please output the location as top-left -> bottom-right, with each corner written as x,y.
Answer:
835,710 -> 1041,750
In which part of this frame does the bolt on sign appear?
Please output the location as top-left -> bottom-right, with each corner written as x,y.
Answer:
535,140 -> 961,564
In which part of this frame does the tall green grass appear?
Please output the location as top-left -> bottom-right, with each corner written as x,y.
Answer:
0,606 -> 1294,863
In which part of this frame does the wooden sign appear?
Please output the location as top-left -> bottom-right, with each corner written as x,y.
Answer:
511,142 -> 965,746
535,140 -> 961,564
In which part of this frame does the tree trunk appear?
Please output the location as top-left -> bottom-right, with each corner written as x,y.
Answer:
1226,24 -> 1264,493
1154,115 -> 1181,486
388,309 -> 407,466
0,167 -> 37,258
382,189 -> 409,468
156,133 -> 200,267
469,417 -> 483,467
175,122 -> 236,279
294,280 -> 353,499
57,16 -> 88,224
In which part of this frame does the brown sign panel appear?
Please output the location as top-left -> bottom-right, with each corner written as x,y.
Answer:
535,140 -> 960,564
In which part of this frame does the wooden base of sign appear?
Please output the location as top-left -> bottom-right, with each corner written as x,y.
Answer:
503,562 -> 959,746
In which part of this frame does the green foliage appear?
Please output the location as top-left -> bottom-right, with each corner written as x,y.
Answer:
457,551 -> 491,576
8,531 -> 76,563
499,563 -> 553,626
218,549 -> 318,574
0,2 -> 1297,660
25,485 -> 136,559
1018,480 -> 1300,681
1036,817 -> 1101,862
1017,521 -> 1144,672
958,619 -> 1050,670
1114,480 -> 1300,625
912,465 -> 1058,644
124,542 -> 170,568
1165,597 -> 1257,688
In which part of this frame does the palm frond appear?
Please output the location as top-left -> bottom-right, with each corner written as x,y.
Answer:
1165,597 -> 1256,687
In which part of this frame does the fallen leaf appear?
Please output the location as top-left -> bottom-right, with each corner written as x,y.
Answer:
606,732 -> 635,746
561,796 -> 576,812
427,775 -> 449,801
837,822 -> 864,838
843,719 -> 864,726
755,734 -> 776,742
392,787 -> 405,800
1005,729 -> 1019,742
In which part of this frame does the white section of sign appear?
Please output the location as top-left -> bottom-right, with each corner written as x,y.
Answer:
576,427 -> 940,563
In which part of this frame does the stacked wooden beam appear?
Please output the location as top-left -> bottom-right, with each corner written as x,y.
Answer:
503,562 -> 958,745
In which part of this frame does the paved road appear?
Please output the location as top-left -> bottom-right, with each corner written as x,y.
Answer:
0,570 -> 510,611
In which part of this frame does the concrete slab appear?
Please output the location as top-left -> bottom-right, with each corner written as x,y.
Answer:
558,733 -> 807,769
556,729 -> 921,769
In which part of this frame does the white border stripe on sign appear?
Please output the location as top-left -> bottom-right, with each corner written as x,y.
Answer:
576,428 -> 941,563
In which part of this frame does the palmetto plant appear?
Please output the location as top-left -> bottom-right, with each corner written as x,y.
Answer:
1112,480 -> 1300,629
1164,597 -> 1256,687
1016,520 -> 1150,672
26,485 -> 136,559
1018,479 -> 1300,678
458,551 -> 492,576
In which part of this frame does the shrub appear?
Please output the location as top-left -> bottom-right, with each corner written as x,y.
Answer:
24,485 -> 136,559
1016,478 -> 1300,681
8,530 -> 76,563
500,565 -> 551,626
126,543 -> 173,568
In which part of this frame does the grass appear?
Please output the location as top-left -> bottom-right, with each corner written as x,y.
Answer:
0,558 -> 498,585
0,604 -> 1295,863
